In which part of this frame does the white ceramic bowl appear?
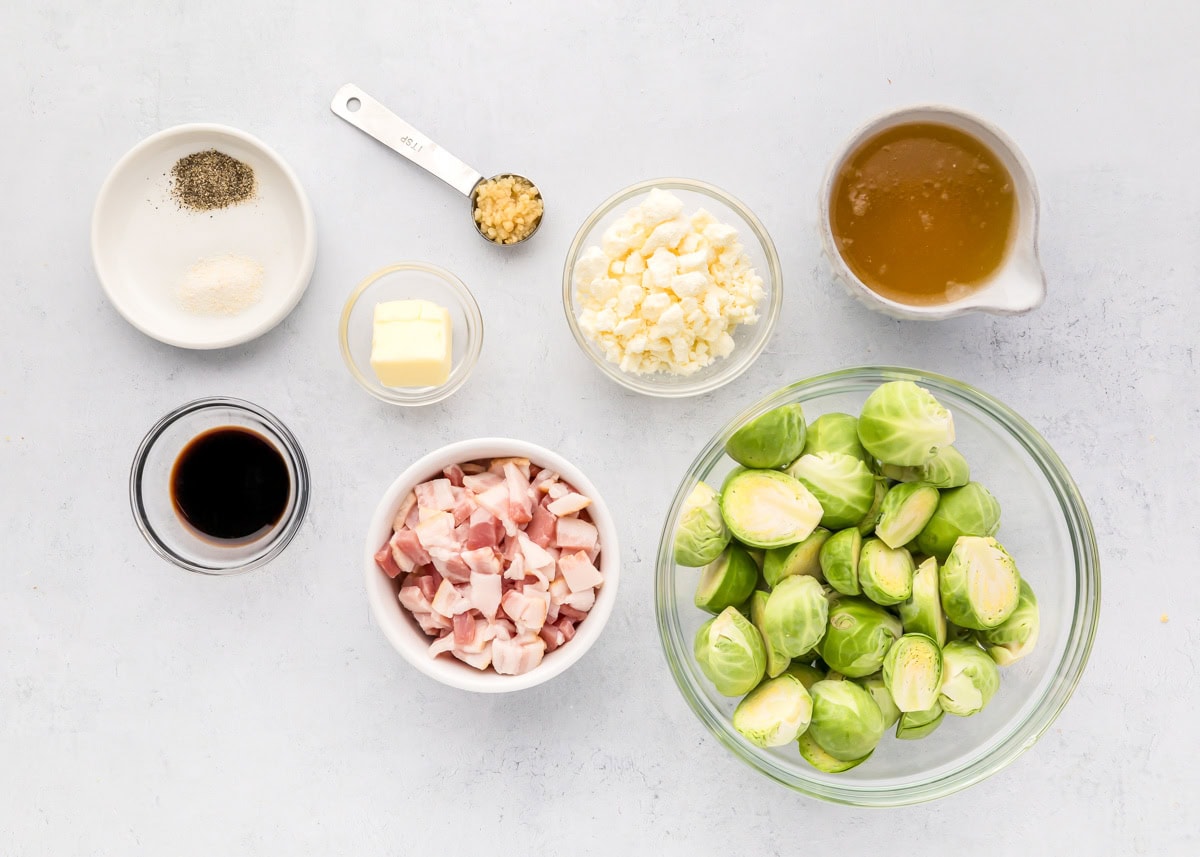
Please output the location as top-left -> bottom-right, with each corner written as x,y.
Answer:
363,438 -> 620,693
92,123 -> 317,349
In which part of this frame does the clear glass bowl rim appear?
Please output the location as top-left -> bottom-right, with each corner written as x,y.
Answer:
560,177 -> 783,398
338,261 -> 484,407
129,396 -> 311,575
654,366 -> 1101,806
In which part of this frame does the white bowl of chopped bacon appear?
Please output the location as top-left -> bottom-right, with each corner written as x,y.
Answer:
364,438 -> 620,692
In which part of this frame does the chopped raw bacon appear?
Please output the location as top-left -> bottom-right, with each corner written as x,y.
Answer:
383,456 -> 603,676
526,503 -> 557,548
390,529 -> 431,572
555,517 -> 598,553
466,507 -> 503,550
558,604 -> 589,623
492,632 -> 546,675
392,492 -> 418,533
489,457 -> 531,480
415,478 -> 456,512
469,571 -> 502,619
374,544 -> 403,579
547,492 -> 592,517
559,550 -> 603,593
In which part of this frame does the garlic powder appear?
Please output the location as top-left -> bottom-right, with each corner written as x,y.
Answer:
572,189 -> 765,375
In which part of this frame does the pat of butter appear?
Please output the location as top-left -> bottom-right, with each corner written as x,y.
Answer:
370,299 -> 453,387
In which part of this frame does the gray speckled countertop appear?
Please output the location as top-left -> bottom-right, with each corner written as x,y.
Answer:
3,1 -> 1197,854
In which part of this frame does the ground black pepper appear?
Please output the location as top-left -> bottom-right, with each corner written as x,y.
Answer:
170,149 -> 256,211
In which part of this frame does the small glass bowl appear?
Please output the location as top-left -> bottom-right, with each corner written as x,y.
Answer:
656,367 -> 1100,805
339,262 -> 484,406
130,397 -> 310,575
562,178 -> 782,398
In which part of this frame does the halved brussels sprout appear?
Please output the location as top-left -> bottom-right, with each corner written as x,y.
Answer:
858,538 -> 915,606
880,446 -> 970,489
856,476 -> 889,536
876,482 -> 940,549
801,412 -> 872,466
732,673 -> 813,747
899,557 -> 947,646
694,607 -> 767,697
694,542 -> 759,614
749,590 -> 790,678
797,730 -> 872,773
882,633 -> 944,712
858,672 -> 901,728
763,527 -> 830,588
819,596 -> 903,678
939,640 -> 1001,716
808,679 -> 887,761
896,703 -> 945,739
726,403 -> 807,469
857,381 -> 956,467
784,661 -> 826,689
786,452 -> 876,530
939,536 -> 1021,630
719,469 -> 823,549
915,482 -> 1001,560
673,481 -> 732,567
763,575 -> 829,659
977,579 -> 1040,665
819,527 -> 862,595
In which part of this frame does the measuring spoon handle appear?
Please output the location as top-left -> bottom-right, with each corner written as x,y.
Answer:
331,84 -> 483,197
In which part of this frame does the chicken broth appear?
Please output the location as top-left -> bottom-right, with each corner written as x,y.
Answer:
830,122 -> 1016,306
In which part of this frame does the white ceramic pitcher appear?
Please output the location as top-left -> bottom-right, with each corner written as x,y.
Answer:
820,105 -> 1046,321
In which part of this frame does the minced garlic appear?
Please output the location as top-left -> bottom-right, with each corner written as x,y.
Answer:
473,175 -> 543,244
572,189 -> 765,376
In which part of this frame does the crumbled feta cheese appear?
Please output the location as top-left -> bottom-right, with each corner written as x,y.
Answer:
571,190 -> 765,376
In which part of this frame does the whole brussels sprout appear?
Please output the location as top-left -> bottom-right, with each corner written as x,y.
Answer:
939,536 -> 1021,630
915,482 -> 1001,560
858,538 -> 915,606
784,661 -> 826,690
763,527 -> 830,588
726,404 -> 807,469
899,557 -> 947,646
720,470 -> 823,549
857,381 -> 956,467
808,679 -> 887,761
896,703 -> 945,740
694,607 -> 767,697
694,542 -> 759,614
798,730 -> 872,773
763,575 -> 830,659
732,673 -> 813,747
749,590 -> 790,678
819,527 -> 862,595
819,596 -> 903,678
856,476 -> 889,536
857,672 -> 901,728
801,413 -> 872,466
876,482 -> 940,550
880,445 -> 970,489
976,579 -> 1040,666
939,640 -> 1001,716
945,622 -> 975,644
786,451 -> 876,529
882,633 -> 944,712
673,481 -> 732,567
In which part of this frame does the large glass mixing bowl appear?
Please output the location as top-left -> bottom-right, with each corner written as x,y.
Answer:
655,367 -> 1100,805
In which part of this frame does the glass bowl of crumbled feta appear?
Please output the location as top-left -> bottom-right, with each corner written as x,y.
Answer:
562,179 -> 782,397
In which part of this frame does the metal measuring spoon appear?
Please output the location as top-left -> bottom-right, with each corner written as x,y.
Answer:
331,84 -> 543,246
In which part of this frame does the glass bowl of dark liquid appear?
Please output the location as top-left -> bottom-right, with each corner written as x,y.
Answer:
130,397 -> 310,574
